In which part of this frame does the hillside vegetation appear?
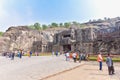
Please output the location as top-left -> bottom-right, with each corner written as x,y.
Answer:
0,32 -> 3,37
27,17 -> 120,30
27,21 -> 84,30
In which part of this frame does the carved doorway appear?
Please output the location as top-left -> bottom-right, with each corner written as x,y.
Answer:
63,45 -> 71,52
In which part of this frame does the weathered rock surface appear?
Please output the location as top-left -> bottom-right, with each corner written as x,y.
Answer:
53,17 -> 120,54
0,17 -> 120,54
0,26 -> 64,53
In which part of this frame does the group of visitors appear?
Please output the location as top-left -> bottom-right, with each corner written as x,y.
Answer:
65,51 -> 89,63
2,50 -> 33,60
97,52 -> 115,75
65,51 -> 115,75
52,51 -> 61,56
2,52 -> 15,60
2,50 -> 115,75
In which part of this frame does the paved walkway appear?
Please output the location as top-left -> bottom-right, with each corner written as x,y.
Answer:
44,61 -> 120,80
0,55 -> 81,80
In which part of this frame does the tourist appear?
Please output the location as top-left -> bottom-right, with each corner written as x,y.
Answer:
55,51 -> 58,56
72,52 -> 77,62
86,53 -> 89,61
17,51 -> 20,58
29,51 -> 32,57
11,52 -> 15,60
6,52 -> 9,58
3,52 -> 6,57
79,52 -> 82,63
52,51 -> 54,56
83,53 -> 86,60
97,52 -> 103,70
27,51 -> 30,57
106,53 -> 115,75
35,52 -> 39,56
18,51 -> 22,59
8,52 -> 11,58
58,51 -> 60,56
65,51 -> 70,61
19,52 -> 22,59
69,52 -> 73,60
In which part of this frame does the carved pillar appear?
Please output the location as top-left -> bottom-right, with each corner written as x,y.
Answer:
71,44 -> 74,51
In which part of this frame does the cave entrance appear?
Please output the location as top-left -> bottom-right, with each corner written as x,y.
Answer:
63,45 -> 71,52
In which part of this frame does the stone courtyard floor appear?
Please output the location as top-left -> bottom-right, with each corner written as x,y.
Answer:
0,55 -> 120,80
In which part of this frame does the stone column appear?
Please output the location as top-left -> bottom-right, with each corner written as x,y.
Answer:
71,44 -> 74,51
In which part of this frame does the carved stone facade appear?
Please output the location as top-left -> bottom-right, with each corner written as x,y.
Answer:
53,24 -> 120,54
0,21 -> 120,54
94,21 -> 120,54
53,26 -> 97,54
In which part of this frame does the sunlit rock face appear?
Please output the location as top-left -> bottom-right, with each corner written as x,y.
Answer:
0,37 -> 10,53
0,26 -> 56,53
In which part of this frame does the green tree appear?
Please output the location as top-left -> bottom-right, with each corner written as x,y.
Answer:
64,22 -> 71,28
59,23 -> 63,27
28,25 -> 35,29
51,23 -> 58,28
34,23 -> 41,30
0,32 -> 3,37
42,24 -> 48,30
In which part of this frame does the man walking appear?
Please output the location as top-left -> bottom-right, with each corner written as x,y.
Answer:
65,51 -> 70,61
97,52 -> 103,70
106,53 -> 115,75
72,52 -> 77,62
11,52 -> 15,60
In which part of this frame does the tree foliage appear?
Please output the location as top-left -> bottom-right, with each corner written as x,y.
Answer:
33,23 -> 41,30
64,22 -> 71,28
27,21 -> 84,30
28,23 -> 42,30
42,24 -> 48,30
59,23 -> 63,27
0,32 -> 3,37
29,25 -> 35,29
51,23 -> 58,28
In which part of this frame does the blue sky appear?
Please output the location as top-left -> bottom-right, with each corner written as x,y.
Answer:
0,0 -> 120,31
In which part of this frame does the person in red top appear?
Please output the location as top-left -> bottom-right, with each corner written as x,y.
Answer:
97,52 -> 103,70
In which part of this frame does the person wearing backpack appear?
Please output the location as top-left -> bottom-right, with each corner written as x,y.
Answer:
106,53 -> 115,75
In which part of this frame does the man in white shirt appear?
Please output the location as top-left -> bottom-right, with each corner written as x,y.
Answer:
65,52 -> 70,61
72,52 -> 77,62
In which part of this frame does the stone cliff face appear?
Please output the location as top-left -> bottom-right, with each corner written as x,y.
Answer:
0,26 -> 58,53
0,17 -> 120,54
83,17 -> 120,29
0,37 -> 10,53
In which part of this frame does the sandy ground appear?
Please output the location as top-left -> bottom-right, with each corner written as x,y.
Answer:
43,62 -> 120,80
